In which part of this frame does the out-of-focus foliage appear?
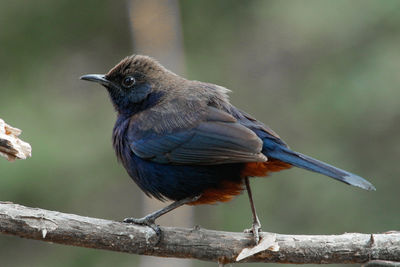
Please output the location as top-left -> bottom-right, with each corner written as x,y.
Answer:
0,0 -> 399,266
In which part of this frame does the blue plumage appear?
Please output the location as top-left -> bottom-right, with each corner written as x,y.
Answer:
262,140 -> 375,190
114,114 -> 244,200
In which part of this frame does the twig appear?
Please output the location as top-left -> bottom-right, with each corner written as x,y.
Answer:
0,202 -> 399,264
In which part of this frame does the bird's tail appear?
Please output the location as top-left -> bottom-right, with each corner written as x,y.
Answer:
264,143 -> 376,191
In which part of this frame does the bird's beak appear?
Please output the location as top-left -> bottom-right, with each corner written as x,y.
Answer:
80,74 -> 110,86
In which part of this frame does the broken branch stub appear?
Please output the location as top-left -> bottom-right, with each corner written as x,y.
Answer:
0,119 -> 31,161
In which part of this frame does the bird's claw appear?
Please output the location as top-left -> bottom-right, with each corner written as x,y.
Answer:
123,216 -> 162,243
244,221 -> 262,244
123,216 -> 154,225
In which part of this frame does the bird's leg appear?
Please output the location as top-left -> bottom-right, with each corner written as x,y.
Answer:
123,195 -> 200,238
243,177 -> 262,244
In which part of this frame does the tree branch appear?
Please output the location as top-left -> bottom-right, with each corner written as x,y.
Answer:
0,202 -> 398,264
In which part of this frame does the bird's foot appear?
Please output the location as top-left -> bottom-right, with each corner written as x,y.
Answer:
244,220 -> 262,244
123,216 -> 161,242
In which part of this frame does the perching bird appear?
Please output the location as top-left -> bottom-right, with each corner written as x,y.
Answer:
81,55 -> 375,244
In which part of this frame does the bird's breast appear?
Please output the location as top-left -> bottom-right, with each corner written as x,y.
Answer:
112,115 -> 131,164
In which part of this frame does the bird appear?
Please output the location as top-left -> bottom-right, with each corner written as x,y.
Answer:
81,55 -> 375,244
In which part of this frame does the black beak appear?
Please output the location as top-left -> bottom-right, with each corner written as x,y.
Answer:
80,74 -> 110,86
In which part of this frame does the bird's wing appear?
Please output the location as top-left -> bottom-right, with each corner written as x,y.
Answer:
229,106 -> 289,147
129,106 -> 267,165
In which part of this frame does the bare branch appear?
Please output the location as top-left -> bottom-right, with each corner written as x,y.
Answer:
0,119 -> 31,161
0,202 -> 399,264
363,260 -> 400,267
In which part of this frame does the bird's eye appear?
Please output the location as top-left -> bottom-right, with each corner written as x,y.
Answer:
122,76 -> 136,88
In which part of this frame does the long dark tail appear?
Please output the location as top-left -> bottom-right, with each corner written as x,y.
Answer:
264,144 -> 376,191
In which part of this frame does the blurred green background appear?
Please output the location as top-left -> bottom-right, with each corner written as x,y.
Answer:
1,0 -> 399,266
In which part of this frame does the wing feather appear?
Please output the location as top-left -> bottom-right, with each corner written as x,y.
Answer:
130,106 -> 266,165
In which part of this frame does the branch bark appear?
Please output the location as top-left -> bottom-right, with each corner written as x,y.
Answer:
0,201 -> 398,265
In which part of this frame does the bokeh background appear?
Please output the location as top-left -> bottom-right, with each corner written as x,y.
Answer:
1,0 -> 399,266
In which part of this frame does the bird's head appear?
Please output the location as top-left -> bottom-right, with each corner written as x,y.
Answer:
81,55 -> 176,115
